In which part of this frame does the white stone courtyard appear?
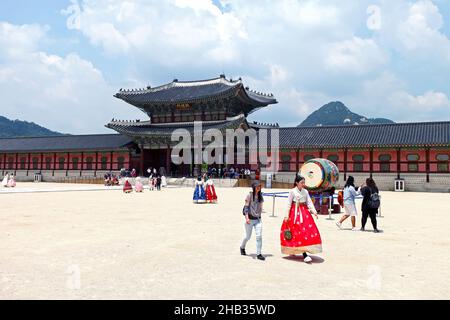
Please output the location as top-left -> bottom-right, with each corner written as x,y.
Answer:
0,183 -> 449,299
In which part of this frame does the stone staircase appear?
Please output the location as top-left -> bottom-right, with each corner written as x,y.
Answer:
119,177 -> 239,188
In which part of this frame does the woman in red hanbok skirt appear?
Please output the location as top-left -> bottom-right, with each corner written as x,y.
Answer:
123,179 -> 132,193
205,178 -> 218,203
280,175 -> 322,263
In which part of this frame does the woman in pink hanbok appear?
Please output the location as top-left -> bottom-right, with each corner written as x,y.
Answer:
135,177 -> 144,192
7,174 -> 16,188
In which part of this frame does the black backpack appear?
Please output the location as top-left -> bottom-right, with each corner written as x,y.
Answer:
367,188 -> 380,209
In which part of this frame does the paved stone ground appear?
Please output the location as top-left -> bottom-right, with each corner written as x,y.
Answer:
0,183 -> 449,299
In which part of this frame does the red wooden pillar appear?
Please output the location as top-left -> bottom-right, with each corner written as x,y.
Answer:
110,151 -> 113,172
3,153 -> 6,172
426,147 -> 430,183
128,151 -> 132,170
53,153 -> 56,176
94,151 -> 99,177
27,152 -> 31,176
343,148 -> 348,181
81,152 -> 84,177
369,148 -> 373,178
139,145 -> 145,176
166,145 -> 171,176
296,149 -> 300,172
397,148 -> 401,179
319,149 -> 323,159
66,152 -> 70,177
15,153 -> 19,175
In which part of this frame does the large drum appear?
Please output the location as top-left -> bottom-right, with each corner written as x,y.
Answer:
300,158 -> 339,192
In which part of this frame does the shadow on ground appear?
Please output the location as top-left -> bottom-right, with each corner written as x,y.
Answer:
282,255 -> 325,264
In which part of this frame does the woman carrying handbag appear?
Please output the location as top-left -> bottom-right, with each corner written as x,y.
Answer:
280,175 -> 322,263
240,181 -> 265,261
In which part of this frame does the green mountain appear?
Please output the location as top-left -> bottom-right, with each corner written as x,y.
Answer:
298,101 -> 395,127
0,116 -> 65,138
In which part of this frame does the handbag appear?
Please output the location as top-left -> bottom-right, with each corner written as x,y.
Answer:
283,221 -> 292,240
283,227 -> 292,241
242,192 -> 252,216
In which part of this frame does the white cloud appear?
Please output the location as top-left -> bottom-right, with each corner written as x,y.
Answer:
0,22 -> 142,134
325,37 -> 388,74
340,72 -> 450,122
389,90 -> 450,112
398,0 -> 450,55
268,64 -> 289,85
62,0 -> 247,64
0,22 -> 47,58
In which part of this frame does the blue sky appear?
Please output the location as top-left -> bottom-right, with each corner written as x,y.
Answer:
1,0 -> 450,134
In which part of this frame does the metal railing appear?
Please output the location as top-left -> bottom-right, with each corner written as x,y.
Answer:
53,176 -> 104,184
262,192 -> 382,219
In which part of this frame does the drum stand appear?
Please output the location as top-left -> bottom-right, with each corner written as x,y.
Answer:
326,195 -> 334,220
271,194 -> 276,217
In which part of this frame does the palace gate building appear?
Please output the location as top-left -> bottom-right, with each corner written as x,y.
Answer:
1,75 -> 450,192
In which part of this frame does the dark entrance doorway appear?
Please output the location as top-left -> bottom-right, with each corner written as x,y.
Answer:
142,148 -> 170,176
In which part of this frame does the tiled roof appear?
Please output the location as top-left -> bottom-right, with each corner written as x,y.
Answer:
1,121 -> 448,153
106,115 -> 248,137
0,134 -> 134,153
275,121 -> 450,148
249,121 -> 280,129
114,76 -> 277,106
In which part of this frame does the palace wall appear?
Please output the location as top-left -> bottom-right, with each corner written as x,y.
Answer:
1,147 -> 449,192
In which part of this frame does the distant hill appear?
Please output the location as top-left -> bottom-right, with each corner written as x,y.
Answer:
298,101 -> 395,127
0,116 -> 65,138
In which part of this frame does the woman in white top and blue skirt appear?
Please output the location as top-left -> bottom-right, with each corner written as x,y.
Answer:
280,175 -> 322,263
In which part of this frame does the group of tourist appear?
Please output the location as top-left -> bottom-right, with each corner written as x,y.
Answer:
1,172 -> 16,188
336,176 -> 380,232
104,172 -> 119,186
239,174 -> 381,262
122,175 -> 166,193
119,168 -> 137,178
206,167 -> 252,179
193,174 -> 218,203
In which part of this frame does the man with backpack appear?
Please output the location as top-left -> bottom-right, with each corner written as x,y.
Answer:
360,178 -> 380,233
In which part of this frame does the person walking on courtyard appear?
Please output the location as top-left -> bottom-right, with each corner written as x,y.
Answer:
336,176 -> 361,231
280,175 -> 322,263
135,177 -> 144,192
193,176 -> 206,203
360,178 -> 381,233
148,176 -> 154,190
156,175 -> 162,191
123,178 -> 132,193
2,172 -> 9,187
7,174 -> 16,188
240,181 -> 265,261
205,176 -> 218,203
